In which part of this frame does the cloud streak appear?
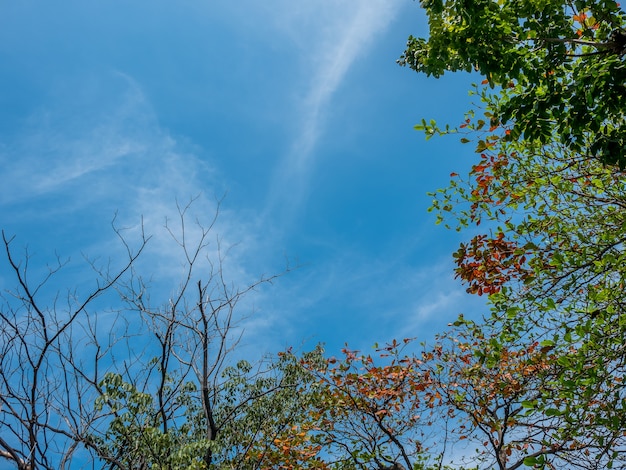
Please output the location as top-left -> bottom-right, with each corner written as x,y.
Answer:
265,1 -> 401,221
0,70 -> 263,296
0,1 -> 480,361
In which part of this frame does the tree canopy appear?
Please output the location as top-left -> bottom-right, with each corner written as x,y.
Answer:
403,0 -> 626,467
2,1 -> 626,469
401,0 -> 626,166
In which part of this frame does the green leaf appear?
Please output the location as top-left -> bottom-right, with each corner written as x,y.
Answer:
523,456 -> 538,466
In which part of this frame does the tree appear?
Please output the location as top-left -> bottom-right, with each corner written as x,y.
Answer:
0,225 -> 148,470
0,200 -> 297,469
207,345 -> 326,469
301,340 -> 429,470
265,340 -> 461,470
402,0 -> 626,467
427,103 -> 626,466
90,346 -> 326,470
421,319 -> 626,469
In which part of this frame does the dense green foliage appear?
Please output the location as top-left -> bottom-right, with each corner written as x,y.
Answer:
90,351 -> 325,469
401,0 -> 626,167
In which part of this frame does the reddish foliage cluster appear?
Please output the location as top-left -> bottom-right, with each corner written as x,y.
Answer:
250,425 -> 328,470
310,340 -> 430,426
469,152 -> 511,224
453,232 -> 533,295
282,339 -> 432,469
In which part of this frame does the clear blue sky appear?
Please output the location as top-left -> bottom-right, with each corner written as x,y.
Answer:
0,1 -> 488,358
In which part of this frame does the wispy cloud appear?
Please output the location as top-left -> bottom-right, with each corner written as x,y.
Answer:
0,1 -> 479,361
265,1 -> 401,221
0,70 -> 267,304
1,72 -> 155,207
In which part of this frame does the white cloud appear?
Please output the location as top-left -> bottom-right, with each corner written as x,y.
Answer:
265,1 -> 401,220
1,72 -> 152,206
0,70 -> 269,305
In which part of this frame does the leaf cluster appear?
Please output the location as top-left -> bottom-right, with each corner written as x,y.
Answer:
401,0 -> 626,167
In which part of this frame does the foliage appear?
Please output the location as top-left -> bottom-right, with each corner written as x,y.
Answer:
90,349 -> 326,470
0,202 -> 294,470
400,0 -> 626,167
406,0 -> 626,468
211,347 -> 326,469
302,340 -> 429,470
90,373 -> 211,469
422,318 -> 626,469
263,341 -> 463,470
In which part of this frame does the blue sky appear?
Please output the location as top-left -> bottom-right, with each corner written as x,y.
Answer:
0,1 -> 488,358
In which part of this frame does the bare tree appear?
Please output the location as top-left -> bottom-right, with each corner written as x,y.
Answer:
0,220 -> 148,469
0,200 -> 285,469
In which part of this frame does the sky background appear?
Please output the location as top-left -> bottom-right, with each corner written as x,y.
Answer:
0,0 -> 488,359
